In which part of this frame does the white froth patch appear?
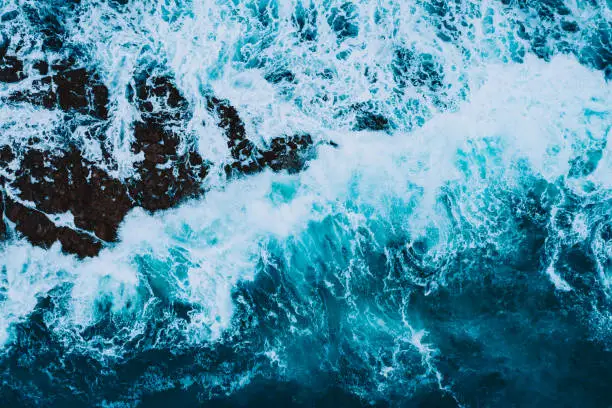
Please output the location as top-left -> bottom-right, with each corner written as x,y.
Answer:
0,105 -> 62,151
0,244 -> 77,345
546,263 -> 573,292
64,0 -> 552,168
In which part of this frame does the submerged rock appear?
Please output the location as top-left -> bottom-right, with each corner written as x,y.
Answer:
352,102 -> 392,132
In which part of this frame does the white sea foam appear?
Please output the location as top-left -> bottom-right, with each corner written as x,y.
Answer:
0,0 -> 611,400
0,52 -> 609,352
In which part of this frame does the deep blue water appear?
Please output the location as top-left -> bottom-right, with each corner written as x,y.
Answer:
0,0 -> 611,406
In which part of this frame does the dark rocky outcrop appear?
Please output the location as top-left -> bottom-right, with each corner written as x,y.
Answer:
56,226 -> 103,258
13,149 -> 133,242
207,97 -> 247,145
33,60 -> 49,75
0,55 -> 25,83
4,198 -> 62,248
4,197 -> 102,257
128,74 -> 208,211
0,192 -> 5,240
10,65 -> 109,119
0,146 -> 14,239
207,97 -> 315,175
1,70 -> 317,258
0,145 -> 132,257
0,145 -> 13,165
260,134 -> 315,173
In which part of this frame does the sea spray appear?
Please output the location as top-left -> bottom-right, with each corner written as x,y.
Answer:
0,0 -> 611,406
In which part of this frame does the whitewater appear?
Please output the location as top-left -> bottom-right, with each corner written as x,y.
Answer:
0,0 -> 610,406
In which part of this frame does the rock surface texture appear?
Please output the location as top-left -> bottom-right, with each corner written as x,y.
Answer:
0,62 -> 316,257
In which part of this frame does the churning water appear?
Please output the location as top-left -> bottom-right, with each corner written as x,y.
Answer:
0,0 -> 611,406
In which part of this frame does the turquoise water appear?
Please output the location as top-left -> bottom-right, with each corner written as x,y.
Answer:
0,0 -> 611,406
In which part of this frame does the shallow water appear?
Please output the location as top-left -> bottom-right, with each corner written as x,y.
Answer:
0,0 -> 611,406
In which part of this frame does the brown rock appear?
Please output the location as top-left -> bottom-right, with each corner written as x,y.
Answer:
128,73 -> 208,211
0,145 -> 14,164
207,97 -> 315,176
9,66 -> 109,119
4,197 -> 103,258
11,148 -> 133,247
57,227 -> 102,258
261,134 -> 315,173
33,60 -> 49,75
72,166 -> 134,242
1,71 -> 316,258
4,198 -> 59,248
207,96 -> 247,143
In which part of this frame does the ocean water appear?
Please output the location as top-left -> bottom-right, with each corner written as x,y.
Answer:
0,0 -> 611,406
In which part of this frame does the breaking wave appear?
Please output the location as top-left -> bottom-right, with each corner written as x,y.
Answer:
0,0 -> 611,406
